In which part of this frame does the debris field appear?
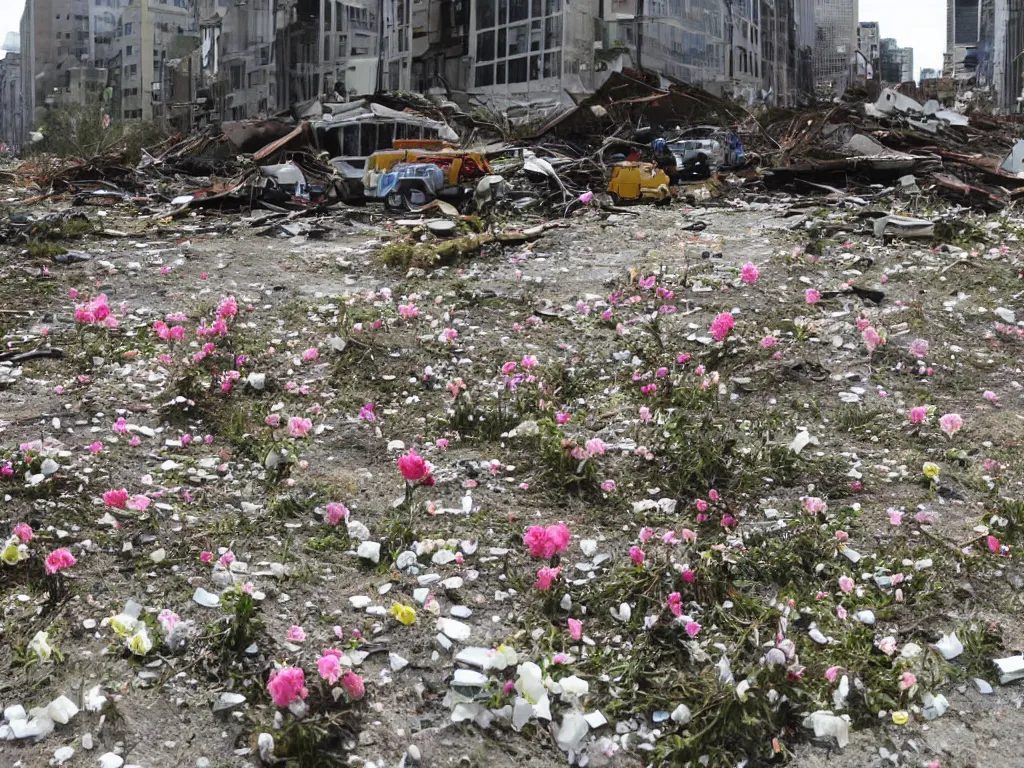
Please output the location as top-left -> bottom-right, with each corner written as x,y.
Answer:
3,77 -> 1024,768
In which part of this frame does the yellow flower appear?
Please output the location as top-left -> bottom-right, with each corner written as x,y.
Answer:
1,536 -> 27,566
922,462 -> 940,480
107,613 -> 138,638
388,603 -> 417,626
126,627 -> 153,656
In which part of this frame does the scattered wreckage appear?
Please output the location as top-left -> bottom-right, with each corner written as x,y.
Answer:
5,72 -> 1024,252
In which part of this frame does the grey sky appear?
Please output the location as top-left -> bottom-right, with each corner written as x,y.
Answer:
859,0 -> 947,80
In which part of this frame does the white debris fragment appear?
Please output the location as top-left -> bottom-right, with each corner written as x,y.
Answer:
356,541 -> 381,564
192,588 -> 221,608
932,631 -> 964,660
802,711 -> 850,748
994,655 -> 1024,684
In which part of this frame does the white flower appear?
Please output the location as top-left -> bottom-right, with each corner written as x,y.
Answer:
126,626 -> 153,656
485,644 -> 519,671
28,630 -> 53,661
1,535 -> 28,566
105,612 -> 138,638
515,662 -> 546,704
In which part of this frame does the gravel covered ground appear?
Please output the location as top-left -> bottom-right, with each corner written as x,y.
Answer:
2,194 -> 1024,768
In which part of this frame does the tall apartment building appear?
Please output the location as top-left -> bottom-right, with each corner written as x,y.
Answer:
199,0 -> 276,120
879,37 -> 912,83
760,0 -> 815,105
856,20 -> 878,78
0,53 -> 24,150
812,0 -> 857,92
109,0 -> 198,122
273,0 -> 379,109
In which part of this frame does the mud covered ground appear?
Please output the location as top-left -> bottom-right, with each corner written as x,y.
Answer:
2,194 -> 1024,768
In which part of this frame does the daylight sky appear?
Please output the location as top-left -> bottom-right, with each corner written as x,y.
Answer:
860,0 -> 947,81
0,0 -> 950,81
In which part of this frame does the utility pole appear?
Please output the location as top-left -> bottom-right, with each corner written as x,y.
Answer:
634,0 -> 643,73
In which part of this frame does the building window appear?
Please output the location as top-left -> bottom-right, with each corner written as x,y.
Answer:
124,22 -> 132,34
474,64 -> 494,86
476,30 -> 495,61
126,45 -> 133,55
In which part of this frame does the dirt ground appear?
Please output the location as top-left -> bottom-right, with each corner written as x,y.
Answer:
2,196 -> 1024,768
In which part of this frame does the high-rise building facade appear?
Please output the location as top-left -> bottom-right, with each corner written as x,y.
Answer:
812,0 -> 857,93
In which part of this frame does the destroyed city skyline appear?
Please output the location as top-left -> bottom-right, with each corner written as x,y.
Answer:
3,0 -> 1024,767
0,0 -> 983,150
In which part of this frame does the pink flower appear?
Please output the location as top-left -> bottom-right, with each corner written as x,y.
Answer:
939,413 -> 963,438
638,406 -> 652,422
805,288 -> 820,305
521,354 -> 538,369
302,347 -> 319,362
803,496 -> 827,514
834,530 -> 849,542
217,296 -> 238,319
358,403 -> 376,422
600,480 -> 616,493
740,262 -> 759,283
113,417 -> 128,434
825,666 -> 840,683
681,567 -> 695,583
325,503 -> 349,525
317,652 -> 342,684
585,438 -> 607,456
666,592 -> 683,617
265,413 -> 281,427
708,489 -> 720,502
288,416 -> 313,438
219,551 -> 235,567
568,618 -> 582,641
836,605 -> 847,620
398,303 -> 419,319
899,671 -> 917,690
555,411 -> 570,425
398,450 -> 429,482
157,610 -> 180,632
987,535 -> 1001,554
910,338 -> 929,358
435,438 -> 449,450
909,406 -> 927,424
13,523 -> 33,543
200,551 -> 213,563
525,522 -> 572,559
862,326 -> 883,353
684,621 -> 701,638
629,546 -> 645,566
128,435 -> 142,447
85,440 -> 104,455
287,625 -> 306,643
103,488 -> 129,508
535,566 -> 561,590
695,499 -> 708,513
680,528 -> 697,543
639,527 -> 654,543
44,548 -> 76,575
126,495 -> 151,512
267,666 -> 308,707
838,575 -> 854,594
760,334 -> 778,348
983,390 -> 999,404
709,312 -> 735,342
887,508 -> 903,526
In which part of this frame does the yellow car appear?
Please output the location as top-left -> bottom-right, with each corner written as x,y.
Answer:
364,141 -> 491,200
607,162 -> 672,203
